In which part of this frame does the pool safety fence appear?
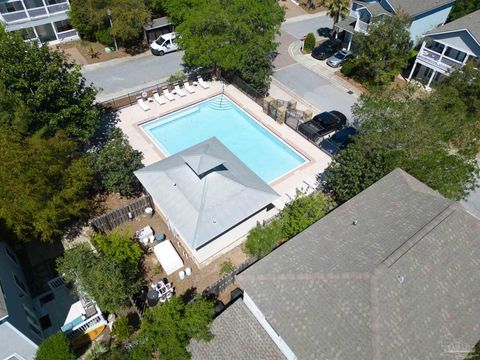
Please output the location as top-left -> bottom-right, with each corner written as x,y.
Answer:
89,195 -> 153,233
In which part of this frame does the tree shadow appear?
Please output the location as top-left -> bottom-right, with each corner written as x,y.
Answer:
317,27 -> 333,39
180,287 -> 198,304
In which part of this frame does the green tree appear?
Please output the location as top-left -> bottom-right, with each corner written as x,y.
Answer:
448,0 -> 480,21
112,316 -> 133,342
324,84 -> 480,203
303,32 -> 316,52
0,129 -> 94,242
322,0 -> 350,34
165,0 -> 284,93
95,129 -> 144,197
57,244 -> 141,313
0,28 -> 99,143
92,230 -> 142,267
244,219 -> 284,258
36,332 -> 75,360
349,12 -> 413,86
133,296 -> 214,360
69,0 -> 150,47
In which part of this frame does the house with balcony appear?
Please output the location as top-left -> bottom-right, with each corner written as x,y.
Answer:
0,241 -> 107,358
189,169 -> 480,359
407,9 -> 480,88
0,0 -> 78,44
335,0 -> 455,51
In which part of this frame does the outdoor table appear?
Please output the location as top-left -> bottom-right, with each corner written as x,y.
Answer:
136,225 -> 153,243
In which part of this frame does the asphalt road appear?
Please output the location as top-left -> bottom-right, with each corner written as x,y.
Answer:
82,51 -> 184,102
281,14 -> 333,40
274,63 -> 356,119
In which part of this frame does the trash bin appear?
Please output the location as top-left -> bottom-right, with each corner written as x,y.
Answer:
145,207 -> 154,218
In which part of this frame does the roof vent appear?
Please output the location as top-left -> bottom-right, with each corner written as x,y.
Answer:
397,275 -> 405,284
212,219 -> 217,224
352,220 -> 358,226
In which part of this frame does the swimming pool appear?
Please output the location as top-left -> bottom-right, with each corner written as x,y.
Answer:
140,95 -> 306,183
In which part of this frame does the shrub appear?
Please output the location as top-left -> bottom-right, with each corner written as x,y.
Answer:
167,71 -> 187,85
112,316 -> 133,342
303,32 -> 316,53
340,59 -> 355,77
219,259 -> 235,276
36,332 -> 75,360
244,219 -> 284,258
95,29 -> 115,48
92,230 -> 142,267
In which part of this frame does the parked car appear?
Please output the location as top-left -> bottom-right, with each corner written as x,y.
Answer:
298,111 -> 347,143
311,39 -> 343,60
326,50 -> 353,68
320,127 -> 357,155
150,32 -> 179,56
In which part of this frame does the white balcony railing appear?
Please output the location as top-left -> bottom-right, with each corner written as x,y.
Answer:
68,313 -> 106,339
56,28 -> 77,40
1,1 -> 68,24
418,47 -> 464,72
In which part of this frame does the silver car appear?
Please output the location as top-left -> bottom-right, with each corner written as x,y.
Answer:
326,50 -> 353,68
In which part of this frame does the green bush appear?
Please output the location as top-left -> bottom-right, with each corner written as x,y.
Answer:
219,259 -> 235,276
244,219 -> 284,258
303,32 -> 316,53
244,192 -> 335,258
95,29 -> 115,48
36,332 -> 75,360
340,59 -> 355,77
112,316 -> 133,342
92,230 -> 142,267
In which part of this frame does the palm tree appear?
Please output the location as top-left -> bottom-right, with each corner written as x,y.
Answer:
322,0 -> 350,35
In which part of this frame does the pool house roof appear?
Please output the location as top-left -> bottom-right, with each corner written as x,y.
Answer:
134,137 -> 279,250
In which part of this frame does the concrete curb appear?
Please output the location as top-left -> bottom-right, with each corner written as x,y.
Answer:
82,50 -> 154,71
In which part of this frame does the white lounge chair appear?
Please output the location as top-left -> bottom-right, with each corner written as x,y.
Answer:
153,92 -> 166,105
137,98 -> 150,111
174,83 -> 187,97
198,76 -> 210,89
183,81 -> 196,94
163,88 -> 175,101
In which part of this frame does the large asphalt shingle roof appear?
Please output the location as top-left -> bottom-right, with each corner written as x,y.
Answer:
426,9 -> 480,45
135,137 -> 279,250
387,0 -> 454,17
188,299 -> 285,360
237,169 -> 480,359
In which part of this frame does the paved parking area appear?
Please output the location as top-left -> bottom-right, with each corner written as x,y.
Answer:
274,63 -> 356,119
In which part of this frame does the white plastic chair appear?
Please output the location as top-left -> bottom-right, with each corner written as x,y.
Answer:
185,267 -> 192,276
184,81 -> 196,94
163,88 -> 175,101
174,83 -> 187,97
179,270 -> 185,280
137,98 -> 150,111
198,76 -> 210,89
153,92 -> 166,105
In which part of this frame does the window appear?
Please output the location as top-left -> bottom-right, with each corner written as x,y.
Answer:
45,0 -> 66,5
19,27 -> 36,41
0,1 -> 24,13
54,19 -> 72,33
13,274 -> 28,294
5,246 -> 17,264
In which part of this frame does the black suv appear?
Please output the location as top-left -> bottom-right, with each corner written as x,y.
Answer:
298,111 -> 347,143
311,39 -> 343,60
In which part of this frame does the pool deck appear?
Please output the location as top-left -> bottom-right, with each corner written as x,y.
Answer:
117,81 -> 332,209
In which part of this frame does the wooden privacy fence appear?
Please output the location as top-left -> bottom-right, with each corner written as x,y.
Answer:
90,195 -> 153,233
204,256 -> 258,297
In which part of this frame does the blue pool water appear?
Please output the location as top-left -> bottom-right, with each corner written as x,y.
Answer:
141,95 -> 306,183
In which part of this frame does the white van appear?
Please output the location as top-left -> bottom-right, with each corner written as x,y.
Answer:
150,32 -> 179,56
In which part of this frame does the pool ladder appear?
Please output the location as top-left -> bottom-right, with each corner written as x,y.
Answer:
209,95 -> 231,111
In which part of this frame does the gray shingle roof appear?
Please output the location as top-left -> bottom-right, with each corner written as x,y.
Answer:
426,9 -> 480,45
388,0 -> 454,17
188,299 -> 285,360
237,169 -> 480,359
135,137 -> 279,250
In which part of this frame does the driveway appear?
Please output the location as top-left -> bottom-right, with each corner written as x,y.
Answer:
274,63 -> 356,119
82,51 -> 184,102
281,13 -> 332,40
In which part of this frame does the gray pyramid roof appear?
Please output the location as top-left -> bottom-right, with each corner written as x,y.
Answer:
427,9 -> 480,45
135,138 -> 279,250
237,169 -> 480,359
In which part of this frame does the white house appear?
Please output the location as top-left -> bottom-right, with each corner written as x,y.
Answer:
407,9 -> 480,87
0,0 -> 78,44
135,137 -> 279,266
335,0 -> 455,50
